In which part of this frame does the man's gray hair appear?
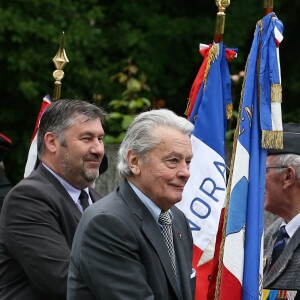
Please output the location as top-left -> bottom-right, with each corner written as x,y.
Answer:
37,99 -> 106,158
273,154 -> 300,179
117,109 -> 194,178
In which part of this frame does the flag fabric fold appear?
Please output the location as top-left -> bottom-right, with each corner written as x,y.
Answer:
211,12 -> 284,300
24,95 -> 52,177
177,41 -> 237,300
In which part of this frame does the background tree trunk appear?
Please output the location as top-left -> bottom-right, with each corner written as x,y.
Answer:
95,144 -> 122,198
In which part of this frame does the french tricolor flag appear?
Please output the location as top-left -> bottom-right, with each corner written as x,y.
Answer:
177,41 -> 236,299
209,13 -> 283,300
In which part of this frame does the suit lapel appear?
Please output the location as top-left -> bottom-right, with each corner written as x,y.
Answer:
142,217 -> 181,299
264,229 -> 278,276
173,218 -> 190,299
119,181 -> 181,299
36,164 -> 82,222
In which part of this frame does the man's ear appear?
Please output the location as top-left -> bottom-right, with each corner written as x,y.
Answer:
44,132 -> 58,153
283,166 -> 297,189
127,149 -> 140,175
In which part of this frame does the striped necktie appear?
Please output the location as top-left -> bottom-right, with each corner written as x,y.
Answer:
159,211 -> 177,276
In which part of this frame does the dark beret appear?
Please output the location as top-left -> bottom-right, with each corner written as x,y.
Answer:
268,123 -> 300,156
0,133 -> 12,161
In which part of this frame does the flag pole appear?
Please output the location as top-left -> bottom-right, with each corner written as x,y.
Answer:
263,0 -> 273,16
184,0 -> 231,117
52,32 -> 69,101
214,0 -> 233,118
214,0 -> 230,43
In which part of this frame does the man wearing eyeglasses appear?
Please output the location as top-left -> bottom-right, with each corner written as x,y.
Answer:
263,123 -> 300,299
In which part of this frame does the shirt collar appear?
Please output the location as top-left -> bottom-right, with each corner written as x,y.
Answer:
127,180 -> 172,224
281,212 -> 300,238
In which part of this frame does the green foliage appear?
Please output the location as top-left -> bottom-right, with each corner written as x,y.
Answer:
0,0 -> 299,184
102,58 -> 152,143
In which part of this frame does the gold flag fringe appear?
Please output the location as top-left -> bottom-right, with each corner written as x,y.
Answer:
203,43 -> 220,91
226,103 -> 233,120
271,84 -> 282,102
262,130 -> 283,149
184,43 -> 220,118
184,98 -> 191,116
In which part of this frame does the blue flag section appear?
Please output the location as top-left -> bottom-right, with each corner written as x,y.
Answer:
189,42 -> 234,157
217,13 -> 284,300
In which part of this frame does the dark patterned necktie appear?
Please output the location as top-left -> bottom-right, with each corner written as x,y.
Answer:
271,225 -> 289,267
159,211 -> 177,276
79,189 -> 89,211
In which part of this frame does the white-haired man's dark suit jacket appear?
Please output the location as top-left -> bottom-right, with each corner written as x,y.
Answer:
67,180 -> 195,300
0,164 -> 100,300
264,217 -> 300,292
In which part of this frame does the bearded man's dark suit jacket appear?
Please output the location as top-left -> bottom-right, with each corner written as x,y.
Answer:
0,163 -> 100,300
67,180 -> 195,300
264,217 -> 300,292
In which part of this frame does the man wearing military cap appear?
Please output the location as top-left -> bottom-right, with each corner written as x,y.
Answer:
263,123 -> 300,298
0,133 -> 12,211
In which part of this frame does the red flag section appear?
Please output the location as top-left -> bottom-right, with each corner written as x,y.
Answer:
24,95 -> 52,177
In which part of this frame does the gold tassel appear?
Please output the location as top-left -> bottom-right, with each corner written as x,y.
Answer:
184,98 -> 191,116
257,19 -> 263,35
203,44 -> 220,91
271,84 -> 282,103
226,103 -> 233,120
261,130 -> 283,149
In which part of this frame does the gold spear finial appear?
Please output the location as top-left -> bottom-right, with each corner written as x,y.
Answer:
263,0 -> 273,15
52,32 -> 69,101
214,0 -> 231,43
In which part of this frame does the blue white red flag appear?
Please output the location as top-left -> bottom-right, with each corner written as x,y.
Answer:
24,95 -> 52,177
213,13 -> 284,300
177,41 -> 237,299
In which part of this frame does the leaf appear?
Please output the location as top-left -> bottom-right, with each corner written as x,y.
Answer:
127,78 -> 142,92
121,115 -> 134,130
107,112 -> 123,119
128,100 -> 138,110
140,98 -> 152,107
108,100 -> 129,110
